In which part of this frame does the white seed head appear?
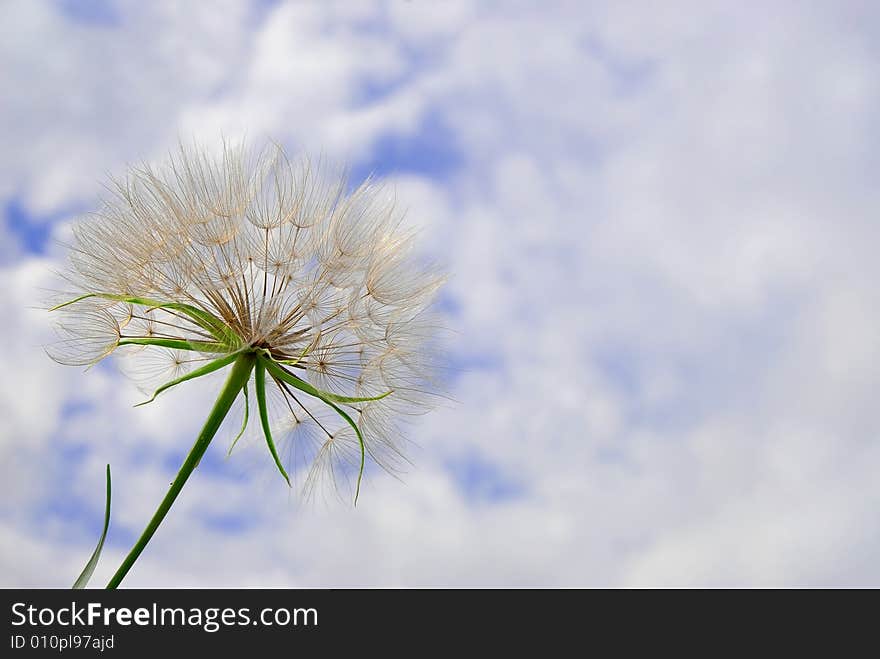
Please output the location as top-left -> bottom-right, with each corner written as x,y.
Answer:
49,141 -> 446,500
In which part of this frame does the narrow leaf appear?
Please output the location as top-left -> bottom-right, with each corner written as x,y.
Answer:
262,355 -> 391,404
134,352 -> 239,407
254,359 -> 291,486
118,338 -> 228,353
73,464 -> 111,589
262,357 -> 367,504
227,382 -> 250,456
49,292 -> 104,312
310,389 -> 392,405
274,330 -> 321,367
51,293 -> 239,347
143,302 -> 240,347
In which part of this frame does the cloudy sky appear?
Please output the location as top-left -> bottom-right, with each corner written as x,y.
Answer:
2,0 -> 879,587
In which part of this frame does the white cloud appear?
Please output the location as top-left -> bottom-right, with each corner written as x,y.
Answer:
1,0 -> 879,587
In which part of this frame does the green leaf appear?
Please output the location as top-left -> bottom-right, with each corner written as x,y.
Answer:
51,293 -> 240,347
263,352 -> 394,405
262,357 -> 369,504
309,389 -> 392,405
134,352 -> 240,407
118,338 -> 228,352
254,359 -> 291,487
274,331 -> 321,367
227,382 -> 250,456
256,350 -> 392,405
73,464 -> 111,589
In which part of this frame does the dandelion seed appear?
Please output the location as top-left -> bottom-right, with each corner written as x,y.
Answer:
49,141 -> 445,587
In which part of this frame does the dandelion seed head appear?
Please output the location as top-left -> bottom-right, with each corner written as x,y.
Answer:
49,141 -> 446,499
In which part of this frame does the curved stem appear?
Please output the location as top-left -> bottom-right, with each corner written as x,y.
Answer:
106,352 -> 256,589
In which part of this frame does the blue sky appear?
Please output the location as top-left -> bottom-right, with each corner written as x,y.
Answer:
1,0 -> 880,586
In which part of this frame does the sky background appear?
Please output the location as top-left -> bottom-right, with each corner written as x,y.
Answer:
2,0 -> 879,587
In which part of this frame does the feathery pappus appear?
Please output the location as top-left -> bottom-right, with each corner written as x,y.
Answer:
48,141 -> 446,504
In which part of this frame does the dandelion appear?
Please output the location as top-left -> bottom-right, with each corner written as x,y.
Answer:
48,141 -> 445,588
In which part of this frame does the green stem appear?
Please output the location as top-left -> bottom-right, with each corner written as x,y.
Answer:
106,352 -> 256,589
